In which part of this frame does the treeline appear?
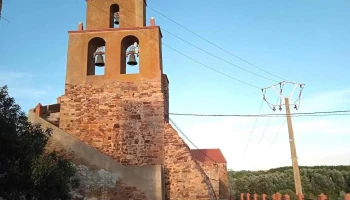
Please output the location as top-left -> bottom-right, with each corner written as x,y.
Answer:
229,166 -> 350,200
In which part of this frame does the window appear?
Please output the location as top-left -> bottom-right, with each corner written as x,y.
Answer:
87,37 -> 106,76
120,35 -> 140,74
110,4 -> 120,28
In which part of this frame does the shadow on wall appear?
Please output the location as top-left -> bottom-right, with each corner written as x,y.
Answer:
163,123 -> 218,200
116,97 -> 166,200
117,97 -> 216,199
27,108 -> 164,200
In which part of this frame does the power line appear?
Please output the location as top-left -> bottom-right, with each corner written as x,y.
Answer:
270,119 -> 287,146
169,117 -> 217,164
107,0 -> 279,82
240,99 -> 264,160
256,117 -> 272,146
240,98 -> 277,165
85,0 -> 261,89
168,109 -> 350,117
105,0 -> 280,83
253,119 -> 287,169
143,1 -> 287,81
0,16 -> 10,23
254,97 -> 280,147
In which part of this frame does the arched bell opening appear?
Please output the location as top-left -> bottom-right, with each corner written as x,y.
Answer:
120,35 -> 140,74
110,4 -> 120,28
87,37 -> 106,76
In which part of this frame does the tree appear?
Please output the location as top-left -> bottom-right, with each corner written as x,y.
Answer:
229,165 -> 350,199
0,85 -> 78,199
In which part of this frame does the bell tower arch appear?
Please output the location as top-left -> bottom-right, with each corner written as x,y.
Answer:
60,0 -> 167,166
86,0 -> 146,30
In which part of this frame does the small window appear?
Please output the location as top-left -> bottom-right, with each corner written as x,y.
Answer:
87,37 -> 106,76
110,4 -> 120,28
120,35 -> 140,74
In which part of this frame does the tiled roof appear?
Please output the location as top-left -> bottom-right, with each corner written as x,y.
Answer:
190,149 -> 227,163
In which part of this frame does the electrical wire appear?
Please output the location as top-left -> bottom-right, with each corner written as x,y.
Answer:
253,119 -> 287,169
254,97 -> 280,147
80,1 -> 349,168
256,117 -> 272,145
169,117 -> 217,164
142,1 -> 287,81
81,1 -> 231,165
240,99 -> 264,161
81,1 -> 283,167
270,119 -> 287,146
242,98 -> 281,169
240,97 -> 277,164
85,0 -> 261,89
168,109 -> 350,117
0,16 -> 10,23
107,0 -> 279,82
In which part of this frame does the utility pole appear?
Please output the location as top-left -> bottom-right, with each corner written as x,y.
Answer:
262,81 -> 305,195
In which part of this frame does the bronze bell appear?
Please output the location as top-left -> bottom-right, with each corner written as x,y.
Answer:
114,17 -> 119,25
127,53 -> 137,66
114,12 -> 119,25
95,55 -> 105,67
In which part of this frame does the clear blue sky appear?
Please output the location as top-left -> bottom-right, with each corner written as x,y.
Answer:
0,0 -> 349,170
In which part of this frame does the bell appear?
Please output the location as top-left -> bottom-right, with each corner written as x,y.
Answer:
114,18 -> 119,25
127,53 -> 137,66
95,55 -> 105,67
114,12 -> 119,25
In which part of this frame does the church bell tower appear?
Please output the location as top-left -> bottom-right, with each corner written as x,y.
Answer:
59,0 -> 168,166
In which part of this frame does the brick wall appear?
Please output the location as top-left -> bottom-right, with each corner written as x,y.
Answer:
164,124 -> 217,200
59,80 -> 165,166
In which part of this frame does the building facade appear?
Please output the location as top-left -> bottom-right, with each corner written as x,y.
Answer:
35,0 -> 229,199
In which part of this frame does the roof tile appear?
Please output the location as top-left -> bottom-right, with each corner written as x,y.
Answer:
190,149 -> 227,163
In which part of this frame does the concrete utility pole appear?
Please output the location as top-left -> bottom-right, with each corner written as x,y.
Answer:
262,81 -> 305,195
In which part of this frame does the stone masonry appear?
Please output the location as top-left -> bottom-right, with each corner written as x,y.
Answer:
59,80 -> 165,166
198,162 -> 220,198
164,124 -> 217,199
35,0 -> 230,198
218,163 -> 229,199
58,77 -> 222,199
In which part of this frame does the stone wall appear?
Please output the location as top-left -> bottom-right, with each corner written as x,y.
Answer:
218,163 -> 229,199
198,162 -> 220,198
164,124 -> 217,200
28,110 -> 164,200
162,74 -> 169,123
70,165 -> 147,200
59,80 -> 166,166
